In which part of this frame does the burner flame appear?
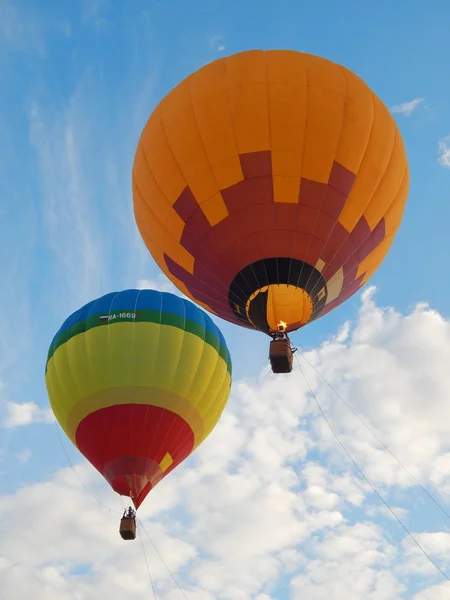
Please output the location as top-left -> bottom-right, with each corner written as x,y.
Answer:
277,320 -> 287,332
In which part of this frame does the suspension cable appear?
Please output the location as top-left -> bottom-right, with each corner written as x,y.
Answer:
295,353 -> 450,582
54,422 -> 121,514
55,421 -> 190,595
297,348 -> 450,522
138,523 -> 157,599
138,517 -> 190,599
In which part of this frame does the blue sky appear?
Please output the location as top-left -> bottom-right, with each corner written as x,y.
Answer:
1,1 -> 450,598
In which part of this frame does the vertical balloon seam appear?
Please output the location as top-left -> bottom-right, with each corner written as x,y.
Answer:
93,293 -> 112,470
262,50 -> 274,301
105,292 -> 118,478
195,311 -> 222,448
297,81 -> 373,316
309,63 -> 349,302
176,301 -> 200,455
309,88 -> 378,320
188,56 -> 221,218
171,295 -> 189,461
202,344 -> 226,442
63,322 -> 82,439
319,99 -> 397,308
148,291 -> 162,495
131,289 -> 141,505
291,61 -> 343,308
146,291 -> 166,496
158,293 -> 188,475
294,60 -> 309,304
300,64 -> 349,306
184,302 -> 208,449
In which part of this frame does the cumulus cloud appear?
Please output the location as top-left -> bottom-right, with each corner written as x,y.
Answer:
390,98 -> 424,117
2,288 -> 450,598
438,136 -> 450,168
3,401 -> 54,428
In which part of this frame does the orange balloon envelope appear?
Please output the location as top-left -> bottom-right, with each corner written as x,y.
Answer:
132,50 -> 409,335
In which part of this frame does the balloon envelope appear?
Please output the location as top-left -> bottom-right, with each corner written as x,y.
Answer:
132,49 -> 409,335
45,289 -> 232,508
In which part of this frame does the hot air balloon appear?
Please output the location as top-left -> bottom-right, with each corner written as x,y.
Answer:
45,289 -> 232,539
132,49 -> 409,374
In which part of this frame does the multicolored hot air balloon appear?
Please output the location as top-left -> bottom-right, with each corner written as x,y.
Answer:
132,49 -> 409,372
45,289 -> 232,537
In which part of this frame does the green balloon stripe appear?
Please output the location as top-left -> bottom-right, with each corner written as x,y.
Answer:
46,309 -> 232,375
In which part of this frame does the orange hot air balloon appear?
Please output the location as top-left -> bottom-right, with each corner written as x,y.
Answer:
132,49 -> 409,371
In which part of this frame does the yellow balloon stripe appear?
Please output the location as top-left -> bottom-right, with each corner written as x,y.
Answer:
46,322 -> 230,445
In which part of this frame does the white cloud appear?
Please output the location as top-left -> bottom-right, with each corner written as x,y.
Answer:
3,401 -> 54,428
137,275 -> 183,295
414,581 -> 450,599
81,0 -> 110,28
0,0 -> 70,54
291,522 -> 405,600
209,35 -> 226,52
2,288 -> 450,597
27,66 -> 160,319
28,97 -> 107,313
438,136 -> 450,168
0,0 -> 44,54
390,97 -> 424,117
16,448 -> 32,464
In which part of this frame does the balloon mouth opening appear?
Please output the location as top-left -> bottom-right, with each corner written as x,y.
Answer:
247,284 -> 313,333
227,257 -> 328,333
103,456 -> 167,510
